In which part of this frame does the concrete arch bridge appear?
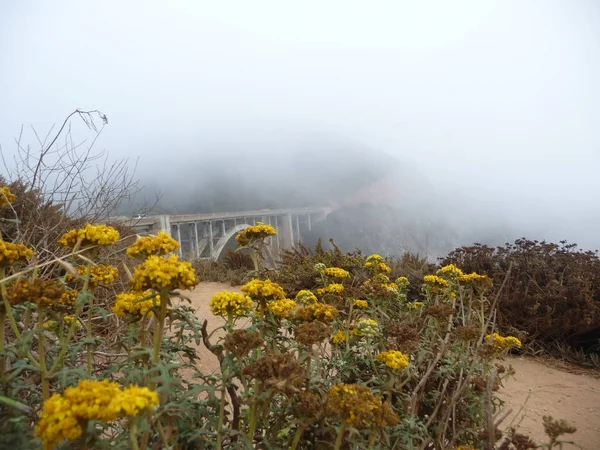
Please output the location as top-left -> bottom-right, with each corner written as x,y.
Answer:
111,207 -> 331,260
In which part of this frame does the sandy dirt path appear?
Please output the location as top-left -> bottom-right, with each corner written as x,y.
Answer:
181,282 -> 600,450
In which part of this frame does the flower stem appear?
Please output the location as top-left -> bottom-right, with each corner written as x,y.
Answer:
37,310 -> 49,401
129,418 -> 141,450
367,431 -> 377,450
216,378 -> 227,450
333,422 -> 347,450
0,309 -> 7,392
152,290 -> 169,365
290,425 -> 305,450
82,264 -> 93,376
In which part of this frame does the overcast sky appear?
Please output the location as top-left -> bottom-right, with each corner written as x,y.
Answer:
1,1 -> 599,249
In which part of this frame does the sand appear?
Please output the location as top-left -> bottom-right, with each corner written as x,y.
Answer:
180,282 -> 600,450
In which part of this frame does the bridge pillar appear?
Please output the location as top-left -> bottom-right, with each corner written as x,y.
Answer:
279,213 -> 294,249
156,215 -> 172,236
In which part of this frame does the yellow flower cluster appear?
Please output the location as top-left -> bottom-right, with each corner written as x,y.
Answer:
209,291 -> 254,317
0,186 -> 16,207
58,289 -> 78,306
132,255 -> 197,291
322,267 -> 350,278
376,350 -> 410,370
0,240 -> 33,267
485,333 -> 522,352
377,262 -> 392,273
383,283 -> 399,293
395,276 -> 410,288
423,275 -> 449,288
373,274 -> 390,284
112,290 -> 161,318
353,299 -> 368,309
357,318 -> 380,337
126,231 -> 179,259
326,383 -> 399,429
35,379 -> 158,450
455,446 -> 478,450
63,316 -> 79,326
59,224 -> 119,248
332,330 -> 347,345
242,279 -> 286,302
408,301 -> 424,310
235,222 -> 277,246
75,264 -> 119,287
317,283 -> 344,296
7,278 -> 64,307
459,272 -> 491,284
267,298 -> 298,318
365,254 -> 383,264
437,264 -> 464,278
296,303 -> 339,323
365,254 -> 391,274
295,289 -> 317,305
44,317 -> 81,330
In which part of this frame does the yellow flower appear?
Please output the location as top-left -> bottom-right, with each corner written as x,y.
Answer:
377,262 -> 392,273
395,276 -> 410,288
7,278 -> 64,307
35,379 -> 158,450
75,264 -> 119,287
353,299 -> 368,309
35,393 -> 82,450
112,290 -> 161,317
242,279 -> 286,302
295,303 -> 339,323
485,332 -> 522,352
126,231 -> 179,259
295,289 -> 318,305
267,298 -> 297,318
110,384 -> 160,417
209,291 -> 254,317
58,289 -> 78,306
377,350 -> 409,370
458,272 -> 493,290
437,264 -> 464,278
317,283 -> 344,296
356,318 -> 380,337
132,254 -> 197,291
0,240 -> 33,267
365,254 -> 384,264
408,301 -> 424,310
322,267 -> 350,279
235,222 -> 277,246
372,273 -> 390,284
326,383 -> 399,429
43,320 -> 57,329
332,330 -> 347,345
63,316 -> 82,329
0,186 -> 16,207
423,275 -> 449,288
59,224 -> 119,248
382,283 -> 399,293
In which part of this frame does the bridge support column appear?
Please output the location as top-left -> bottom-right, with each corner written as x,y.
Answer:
279,213 -> 294,249
208,221 -> 214,257
157,215 -> 172,236
193,222 -> 200,259
175,224 -> 182,258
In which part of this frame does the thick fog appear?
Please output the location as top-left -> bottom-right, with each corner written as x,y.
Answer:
1,1 -> 599,254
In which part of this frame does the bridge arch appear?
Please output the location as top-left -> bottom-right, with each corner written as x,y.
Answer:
212,224 -> 250,260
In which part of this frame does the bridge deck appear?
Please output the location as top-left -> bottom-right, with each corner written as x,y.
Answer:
109,207 -> 331,227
